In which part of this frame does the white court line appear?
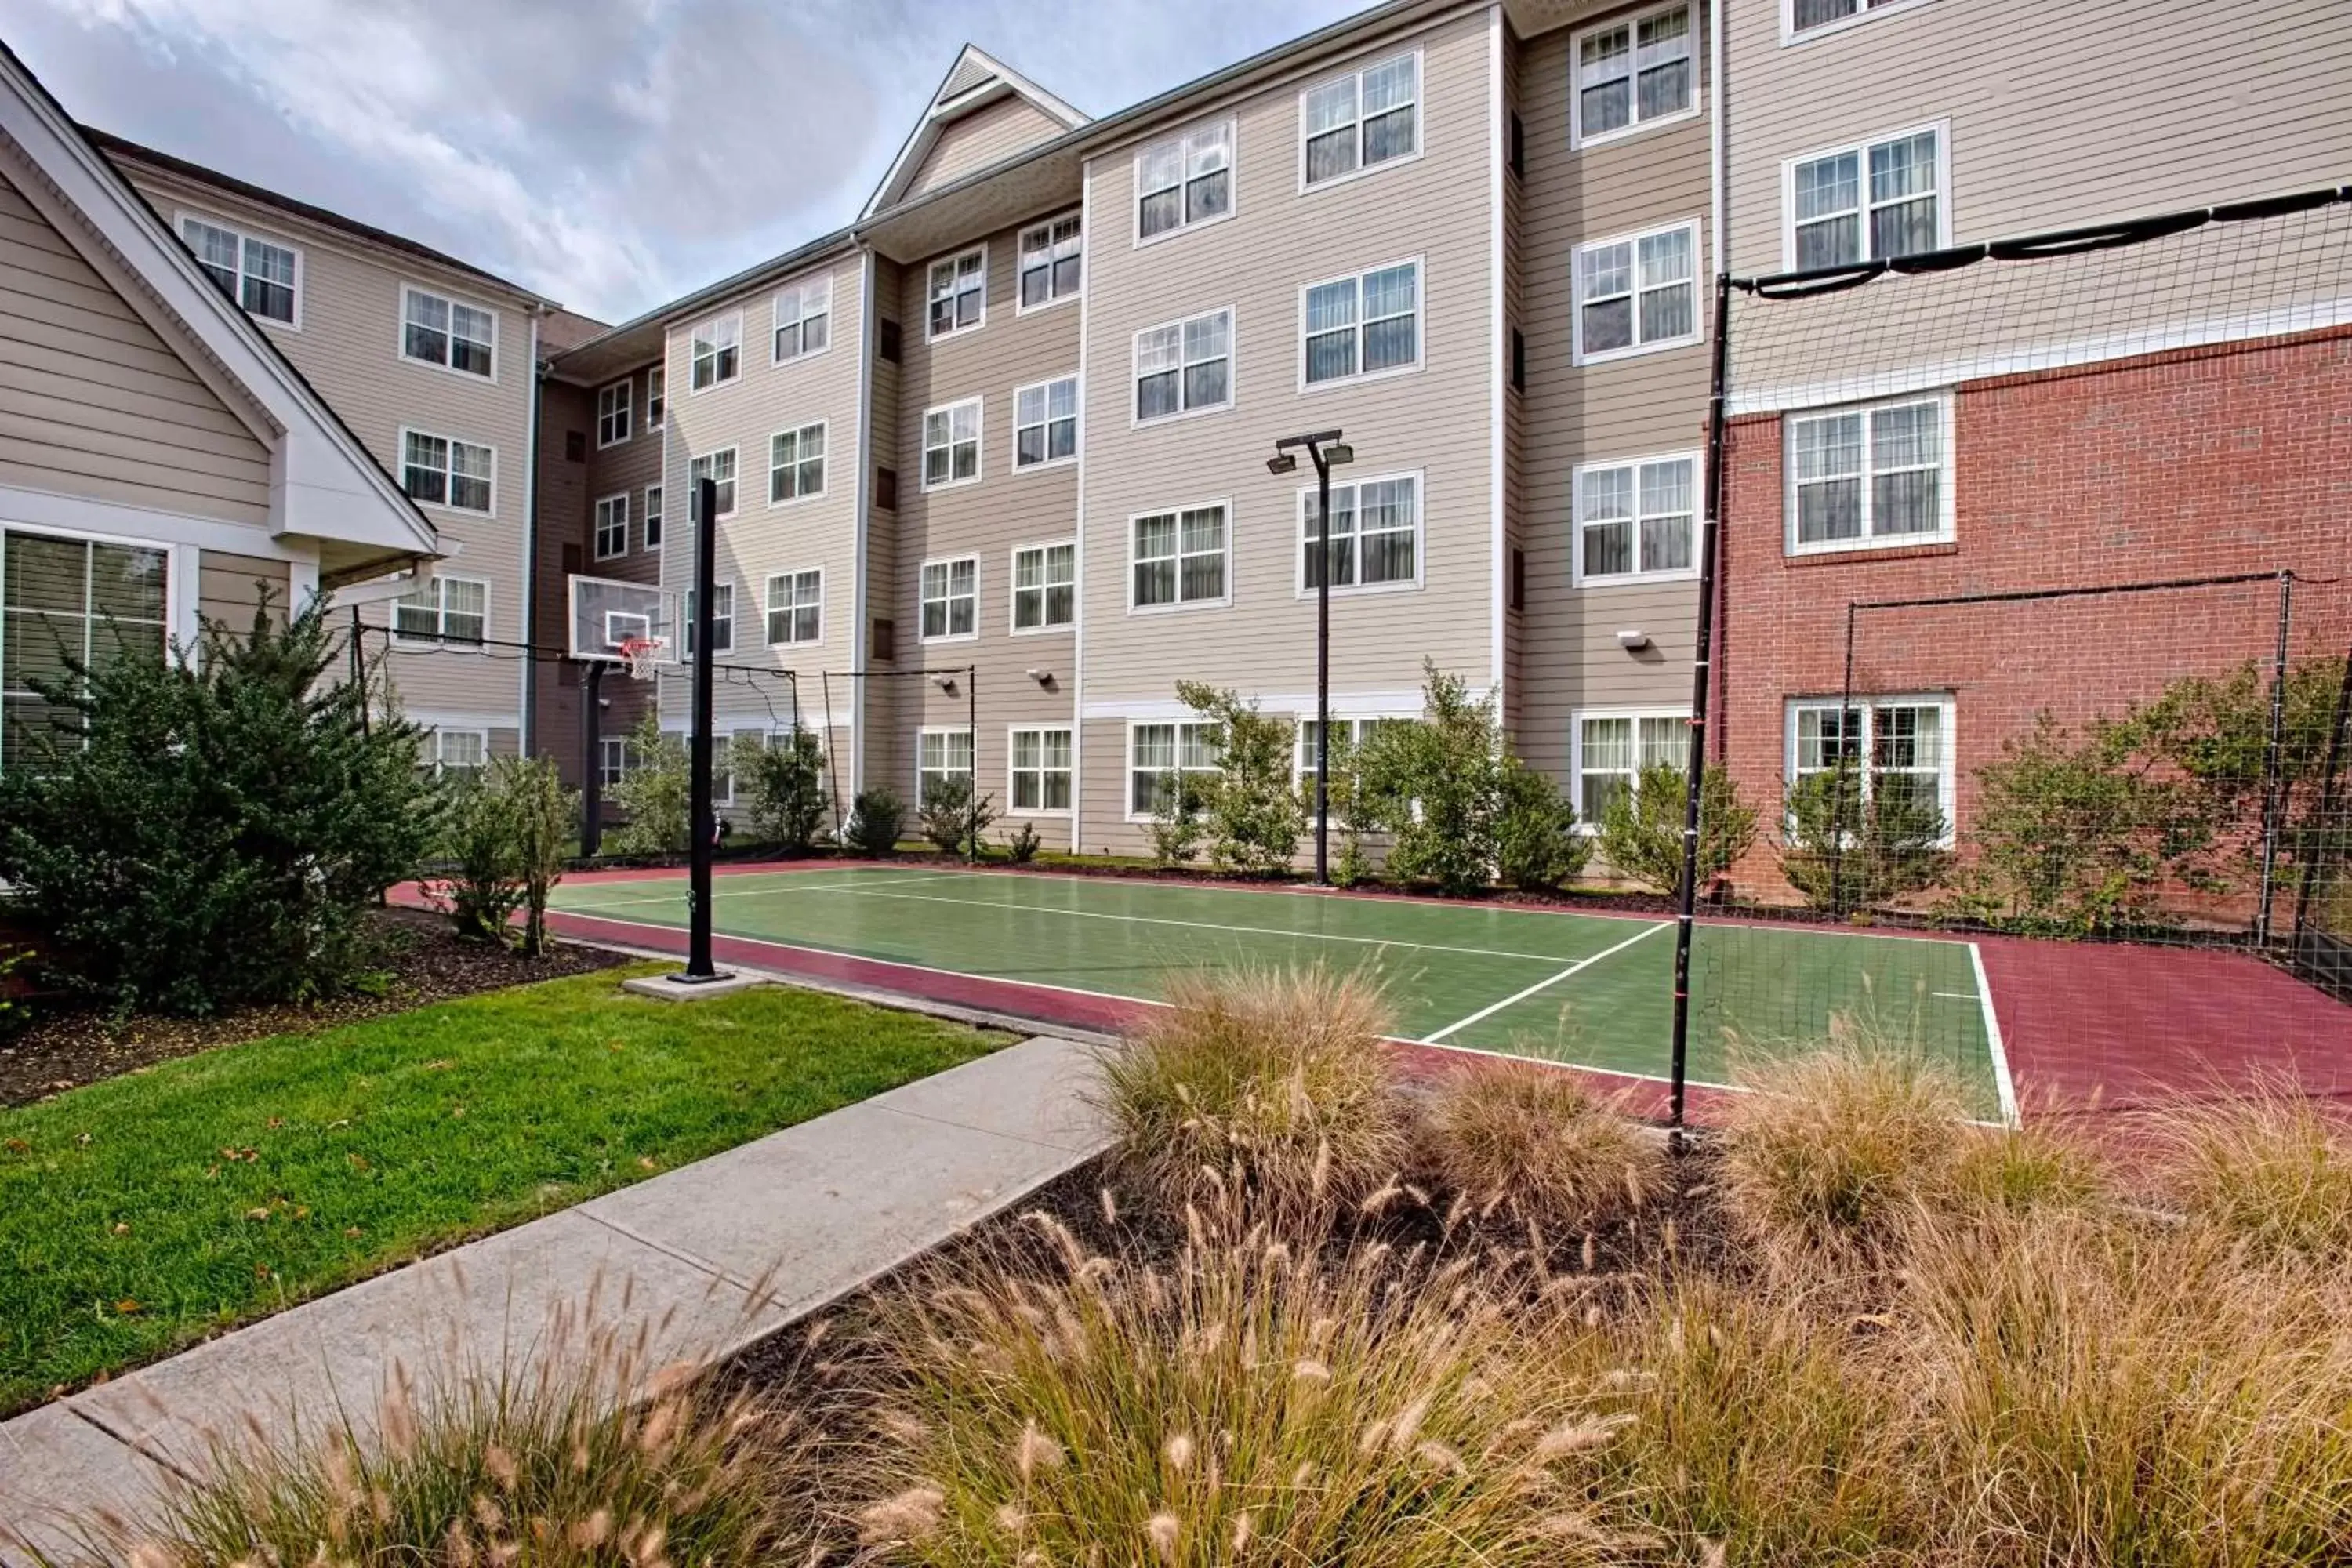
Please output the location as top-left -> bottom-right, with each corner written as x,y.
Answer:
1930,990 -> 1978,1000
1420,920 -> 1672,1044
1970,943 -> 2022,1129
566,871 -> 934,910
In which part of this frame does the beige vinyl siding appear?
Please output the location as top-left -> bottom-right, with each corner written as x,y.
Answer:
0,162 -> 271,525
582,358 -> 666,584
909,97 -> 1069,199
1511,6 -> 1713,786
196,550 -> 290,624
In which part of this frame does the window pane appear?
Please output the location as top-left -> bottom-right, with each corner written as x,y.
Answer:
1186,167 -> 1229,223
1183,359 -> 1227,409
1874,470 -> 1940,535
1583,297 -> 1633,354
1639,281 -> 1691,343
1798,477 -> 1864,543
1871,198 -> 1939,260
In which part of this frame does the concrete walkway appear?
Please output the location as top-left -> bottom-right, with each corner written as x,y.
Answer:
0,1032 -> 1107,1563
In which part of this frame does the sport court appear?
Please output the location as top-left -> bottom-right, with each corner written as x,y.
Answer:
546,864 -> 2013,1120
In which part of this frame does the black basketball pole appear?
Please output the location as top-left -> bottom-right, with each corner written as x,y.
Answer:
678,474 -> 723,982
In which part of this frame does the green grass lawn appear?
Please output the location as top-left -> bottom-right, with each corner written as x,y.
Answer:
0,966 -> 1006,1415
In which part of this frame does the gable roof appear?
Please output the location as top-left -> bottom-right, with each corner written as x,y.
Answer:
0,38 -> 442,583
862,44 -> 1088,220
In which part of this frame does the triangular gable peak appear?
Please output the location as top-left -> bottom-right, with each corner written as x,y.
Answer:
862,45 -> 1087,218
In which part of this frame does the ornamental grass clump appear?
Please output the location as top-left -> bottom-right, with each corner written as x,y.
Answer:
2140,1079 -> 2352,1264
1422,1062 -> 1661,1236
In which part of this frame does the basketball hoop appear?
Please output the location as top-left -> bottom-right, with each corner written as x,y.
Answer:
615,635 -> 667,681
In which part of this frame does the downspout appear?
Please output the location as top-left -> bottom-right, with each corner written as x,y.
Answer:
521,308 -> 543,757
851,247 -> 878,797
1070,157 -> 1094,852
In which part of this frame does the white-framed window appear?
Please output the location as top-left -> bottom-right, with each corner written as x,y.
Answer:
927,246 -> 987,340
593,493 -> 630,561
599,735 -> 636,789
400,429 -> 495,515
1301,260 -> 1421,387
1301,49 -> 1420,188
1784,0 -> 1934,44
1127,720 -> 1220,818
1573,220 -> 1699,364
688,448 -> 738,521
596,379 -> 631,448
765,569 -> 822,646
1014,376 -> 1079,469
1571,2 -> 1696,147
424,729 -> 489,776
1296,716 -> 1412,794
647,367 -> 666,429
1573,710 -> 1690,827
1787,695 -> 1955,835
689,312 -> 742,390
401,285 -> 495,378
1785,394 -> 1951,554
921,398 -> 983,490
1131,503 -> 1229,611
918,728 -> 975,808
180,215 -> 299,325
1011,541 -> 1076,633
1009,726 -> 1074,814
643,485 -> 663,551
772,276 -> 832,361
1300,472 -> 1421,593
0,529 -> 169,772
768,421 -> 827,504
920,556 -> 978,641
1018,213 -> 1083,310
392,573 -> 488,646
1134,308 -> 1232,423
1573,452 -> 1698,584
683,582 -> 734,655
1786,124 -> 1945,270
1135,119 -> 1234,242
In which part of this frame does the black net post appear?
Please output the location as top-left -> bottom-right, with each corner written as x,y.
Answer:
677,475 -> 724,982
966,664 -> 979,864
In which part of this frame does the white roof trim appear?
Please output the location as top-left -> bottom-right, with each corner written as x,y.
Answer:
861,44 -> 1088,220
0,42 -> 441,565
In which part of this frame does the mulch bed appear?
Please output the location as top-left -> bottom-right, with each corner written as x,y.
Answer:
0,908 -> 630,1109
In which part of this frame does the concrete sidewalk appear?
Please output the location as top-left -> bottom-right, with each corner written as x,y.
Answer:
0,1033 -> 1107,1563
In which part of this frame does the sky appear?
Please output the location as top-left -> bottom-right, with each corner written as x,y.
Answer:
2,0 -> 1366,324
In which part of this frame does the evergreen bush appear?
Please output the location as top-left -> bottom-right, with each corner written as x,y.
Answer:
1174,681 -> 1302,875
846,786 -> 906,857
604,716 -> 689,856
742,727 -> 829,851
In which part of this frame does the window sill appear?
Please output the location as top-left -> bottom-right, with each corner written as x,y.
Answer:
1131,401 -> 1236,432
1575,566 -> 1700,590
1007,807 -> 1075,819
1132,209 -> 1237,251
1299,359 -> 1424,396
1012,456 -> 1078,477
926,321 -> 987,347
1572,101 -> 1703,154
920,475 -> 984,495
919,632 -> 980,646
1297,145 -> 1424,198
1292,576 -> 1424,601
771,345 -> 834,369
1783,537 -> 1958,566
766,491 -> 829,511
1573,332 -> 1703,370
1010,621 -> 1076,637
400,353 -> 499,386
1015,292 -> 1083,319
1126,597 -> 1232,617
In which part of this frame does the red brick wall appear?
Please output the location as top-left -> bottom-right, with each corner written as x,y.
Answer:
1715,327 -> 2352,898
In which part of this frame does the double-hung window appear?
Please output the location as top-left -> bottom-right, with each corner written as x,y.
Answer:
1010,727 -> 1074,813
683,583 -> 734,655
1575,711 -> 1689,826
1018,214 -> 1083,309
401,430 -> 494,514
1136,121 -> 1233,240
1134,309 -> 1232,422
688,448 -> 738,520
1574,221 -> 1698,362
1297,717 -> 1409,795
765,569 -> 822,645
1011,542 -> 1076,632
918,729 -> 974,808
1014,376 -> 1078,468
920,557 -> 978,641
599,736 -> 636,789
643,485 -> 663,550
1788,126 -> 1943,269
689,313 -> 742,390
1132,505 -> 1227,609
1575,453 -> 1697,583
1786,394 -> 1950,552
402,286 -> 495,377
772,277 -> 832,361
927,247 -> 986,339
393,574 -> 488,647
596,379 -> 631,448
769,422 -> 826,503
647,368 -> 666,429
181,216 -> 298,325
1572,2 -> 1694,146
1129,721 -> 1219,817
1789,697 -> 1952,829
424,730 -> 488,776
1789,0 -> 1929,41
1301,51 -> 1419,187
593,494 -> 630,561
1,531 -> 169,771
1302,261 -> 1420,386
1301,474 -> 1420,592
922,399 -> 982,489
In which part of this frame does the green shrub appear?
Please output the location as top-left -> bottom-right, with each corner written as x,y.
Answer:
604,715 -> 689,856
742,727 -> 829,851
847,786 -> 906,857
1595,760 -> 1756,895
1174,681 -> 1303,874
1494,756 -> 1589,892
916,771 -> 997,856
0,596 -> 434,1014
1356,661 -> 1504,896
1147,769 -> 1207,867
432,768 -> 527,944
502,755 -> 578,957
1779,762 -> 1951,913
1001,820 -> 1042,863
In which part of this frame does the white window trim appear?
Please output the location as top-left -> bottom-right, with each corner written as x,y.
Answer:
391,572 -> 492,649
1006,724 -> 1076,817
1783,693 -> 1958,845
688,310 -> 745,394
397,426 -> 497,517
916,725 -> 977,806
1011,373 -> 1081,474
1570,448 -> 1703,587
1571,218 -> 1704,367
917,553 -> 981,644
763,568 -> 825,647
1780,0 -> 1938,47
592,492 -> 630,561
642,485 -> 663,553
1296,256 -> 1425,394
683,579 -> 737,656
424,728 -> 492,775
1782,390 -> 1955,557
1569,706 -> 1692,833
1131,117 -> 1240,249
1778,119 -> 1952,273
398,282 -> 499,383
688,445 -> 740,523
925,244 -> 989,343
596,378 -> 632,449
1567,1 -> 1702,151
766,418 -> 829,508
920,397 -> 985,492
1292,715 -> 1410,804
1014,210 -> 1084,317
1008,539 -> 1077,637
1129,306 -> 1238,430
174,208 -> 303,331
1125,498 -> 1234,616
1123,717 -> 1221,823
1293,468 -> 1426,599
769,274 -> 833,365
1295,46 -> 1425,194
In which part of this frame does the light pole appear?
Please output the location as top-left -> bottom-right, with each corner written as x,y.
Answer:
1268,430 -> 1352,884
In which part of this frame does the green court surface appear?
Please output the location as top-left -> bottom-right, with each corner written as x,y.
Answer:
550,865 -> 2008,1117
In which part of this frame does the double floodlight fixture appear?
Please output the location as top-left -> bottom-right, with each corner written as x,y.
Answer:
1265,430 -> 1353,475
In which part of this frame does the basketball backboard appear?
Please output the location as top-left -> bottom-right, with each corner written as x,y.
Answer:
568,575 -> 679,664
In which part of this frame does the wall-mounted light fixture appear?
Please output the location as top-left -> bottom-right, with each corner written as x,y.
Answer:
1617,629 -> 1653,652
